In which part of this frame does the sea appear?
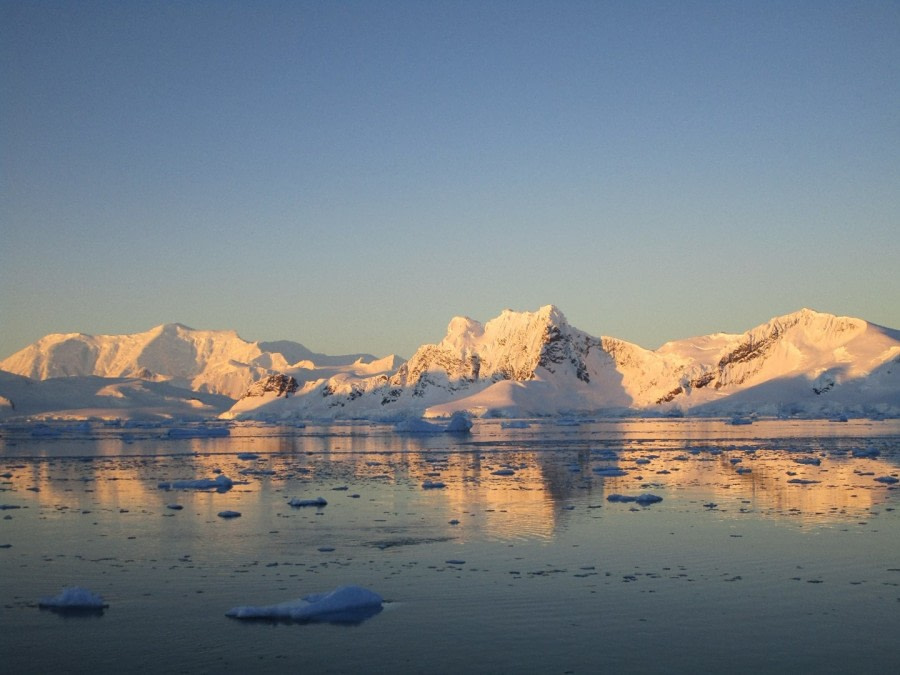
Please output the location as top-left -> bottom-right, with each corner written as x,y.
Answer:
1,417 -> 898,674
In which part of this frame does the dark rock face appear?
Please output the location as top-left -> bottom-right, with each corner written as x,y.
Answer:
242,374 -> 299,399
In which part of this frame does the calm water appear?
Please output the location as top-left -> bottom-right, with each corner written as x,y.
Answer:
2,418 -> 899,674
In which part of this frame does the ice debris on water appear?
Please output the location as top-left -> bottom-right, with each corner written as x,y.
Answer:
607,493 -> 663,505
852,447 -> 880,458
158,475 -> 234,491
226,585 -> 383,624
39,586 -> 107,610
288,497 -> 327,507
874,476 -> 899,484
794,457 -> 822,466
217,510 -> 241,518
593,467 -> 628,477
422,479 -> 446,489
394,412 -> 472,434
237,453 -> 259,460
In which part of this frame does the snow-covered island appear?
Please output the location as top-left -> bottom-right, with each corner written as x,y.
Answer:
1,306 -> 898,421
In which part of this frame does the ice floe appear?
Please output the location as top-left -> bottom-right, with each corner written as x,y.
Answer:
593,467 -> 628,477
217,510 -> 241,518
158,475 -> 235,491
225,585 -> 383,624
874,476 -> 899,484
288,497 -> 327,507
394,412 -> 472,433
39,586 -> 107,611
606,493 -> 663,505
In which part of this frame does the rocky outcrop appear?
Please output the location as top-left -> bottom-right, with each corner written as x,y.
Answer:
241,374 -> 299,398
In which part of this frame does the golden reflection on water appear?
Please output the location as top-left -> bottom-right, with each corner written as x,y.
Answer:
1,419 -> 897,538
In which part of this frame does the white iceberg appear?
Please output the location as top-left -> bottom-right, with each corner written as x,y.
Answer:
226,585 -> 383,624
39,586 -> 107,610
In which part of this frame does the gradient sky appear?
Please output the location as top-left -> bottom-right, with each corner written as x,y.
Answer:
2,0 -> 898,360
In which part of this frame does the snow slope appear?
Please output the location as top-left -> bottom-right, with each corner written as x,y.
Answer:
0,370 -> 233,421
0,323 -> 383,399
223,306 -> 900,420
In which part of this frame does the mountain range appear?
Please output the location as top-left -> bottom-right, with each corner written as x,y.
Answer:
1,306 -> 898,421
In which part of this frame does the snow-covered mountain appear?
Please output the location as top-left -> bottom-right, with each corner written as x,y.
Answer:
3,307 -> 898,421
0,323 -> 382,400
0,370 -> 233,421
222,306 -> 900,421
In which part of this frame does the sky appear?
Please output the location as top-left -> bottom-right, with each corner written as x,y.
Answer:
2,0 -> 899,360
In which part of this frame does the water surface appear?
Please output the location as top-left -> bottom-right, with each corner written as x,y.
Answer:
2,419 -> 898,673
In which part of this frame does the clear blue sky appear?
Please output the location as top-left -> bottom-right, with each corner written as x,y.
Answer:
2,0 -> 899,360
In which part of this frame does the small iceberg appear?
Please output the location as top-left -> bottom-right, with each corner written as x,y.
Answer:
39,587 -> 107,613
728,416 -> 753,426
793,457 -> 821,466
852,447 -> 881,458
218,510 -> 241,518
394,412 -> 472,434
288,497 -> 328,507
226,585 -> 383,625
874,476 -> 899,484
422,479 -> 446,489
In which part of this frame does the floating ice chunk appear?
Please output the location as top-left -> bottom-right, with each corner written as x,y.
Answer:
394,417 -> 443,433
874,476 -> 899,484
39,586 -> 107,610
607,493 -> 663,505
166,504 -> 183,510
422,479 -> 446,489
728,416 -> 753,425
0,504 -> 22,510
593,467 -> 628,477
237,453 -> 259,460
218,510 -> 241,518
491,469 -> 516,476
852,447 -> 880,458
226,585 -> 383,624
445,560 -> 466,565
501,420 -> 530,429
794,457 -> 822,466
158,475 -> 234,491
443,412 -> 473,433
787,478 -> 821,485
395,412 -> 472,434
288,497 -> 327,507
